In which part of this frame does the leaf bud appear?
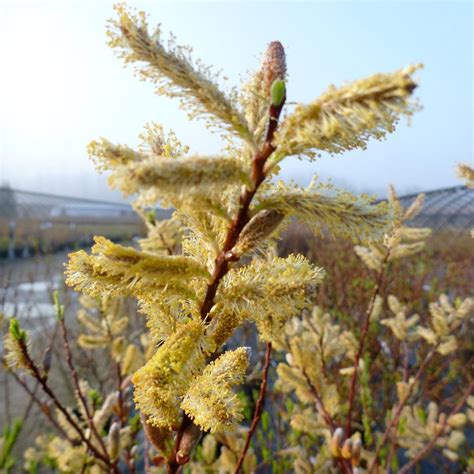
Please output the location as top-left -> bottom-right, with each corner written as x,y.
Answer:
142,415 -> 173,457
351,439 -> 362,467
330,427 -> 344,458
9,318 -> 26,342
447,413 -> 467,428
261,41 -> 286,93
88,389 -> 102,408
42,347 -> 53,377
176,422 -> 202,465
53,290 -> 64,321
233,209 -> 285,256
341,439 -> 353,459
270,80 -> 286,107
108,422 -> 121,461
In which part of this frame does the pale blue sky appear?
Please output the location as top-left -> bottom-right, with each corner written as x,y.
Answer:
0,0 -> 472,201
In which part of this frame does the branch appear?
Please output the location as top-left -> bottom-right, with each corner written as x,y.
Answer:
368,347 -> 438,473
301,369 -> 335,431
199,99 -> 286,319
59,316 -> 110,461
8,369 -> 73,443
17,339 -> 115,470
301,369 -> 352,474
234,342 -> 272,474
166,81 -> 286,474
345,250 -> 390,436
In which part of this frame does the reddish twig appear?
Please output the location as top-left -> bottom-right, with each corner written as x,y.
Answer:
301,368 -> 335,430
100,300 -> 136,473
345,251 -> 390,436
17,338 -> 114,469
301,370 -> 351,474
234,342 -> 272,474
59,316 -> 111,461
115,361 -> 137,474
368,347 -> 438,473
8,368 -> 73,443
199,100 -> 285,320
165,94 -> 286,474
385,341 -> 410,472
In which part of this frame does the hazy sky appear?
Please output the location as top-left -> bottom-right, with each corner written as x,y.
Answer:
0,0 -> 472,202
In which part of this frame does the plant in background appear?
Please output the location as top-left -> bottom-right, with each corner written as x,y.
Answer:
275,191 -> 473,473
7,3 -> 470,474
457,163 -> 474,238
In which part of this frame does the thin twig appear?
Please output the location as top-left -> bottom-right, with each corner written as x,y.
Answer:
345,252 -> 390,436
234,342 -> 272,474
17,338 -> 114,469
301,369 -> 335,430
301,369 -> 351,474
385,342 -> 410,472
59,316 -> 111,460
368,347 -> 437,473
116,361 -> 137,474
101,301 -> 136,474
20,320 -> 60,424
8,369 -> 73,442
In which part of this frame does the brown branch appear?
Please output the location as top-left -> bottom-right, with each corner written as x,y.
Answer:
115,361 -> 137,474
301,369 -> 335,431
199,100 -> 285,320
59,316 -> 111,461
8,368 -> 74,443
165,94 -> 286,474
17,338 -> 114,469
368,347 -> 437,473
397,381 -> 473,474
234,342 -> 272,474
385,341 -> 410,472
301,369 -> 352,474
101,300 -> 136,474
345,251 -> 390,436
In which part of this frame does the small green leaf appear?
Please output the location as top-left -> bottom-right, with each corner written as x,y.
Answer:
53,290 -> 64,320
270,80 -> 286,106
9,319 -> 25,342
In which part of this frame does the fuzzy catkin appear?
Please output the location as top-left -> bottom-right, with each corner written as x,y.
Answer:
262,41 -> 287,93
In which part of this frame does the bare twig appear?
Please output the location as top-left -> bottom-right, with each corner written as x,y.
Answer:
385,342 -> 410,472
368,347 -> 437,473
345,251 -> 390,436
17,338 -> 114,469
59,316 -> 111,460
301,368 -> 335,431
8,369 -> 73,442
234,342 -> 272,474
301,369 -> 352,474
